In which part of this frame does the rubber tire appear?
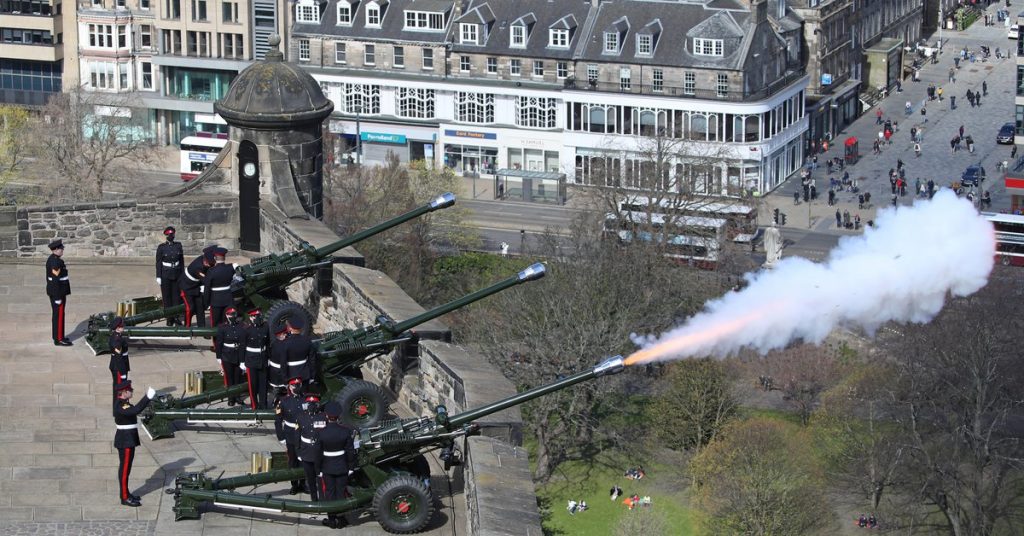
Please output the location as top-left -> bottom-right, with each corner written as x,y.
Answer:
333,379 -> 387,427
265,301 -> 313,336
372,475 -> 434,534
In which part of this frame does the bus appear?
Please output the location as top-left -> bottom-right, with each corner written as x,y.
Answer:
616,196 -> 758,241
180,135 -> 228,181
603,211 -> 724,268
984,212 -> 1024,266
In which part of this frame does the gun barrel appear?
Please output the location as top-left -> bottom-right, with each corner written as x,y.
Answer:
153,407 -> 276,421
312,193 -> 456,259
124,326 -> 216,339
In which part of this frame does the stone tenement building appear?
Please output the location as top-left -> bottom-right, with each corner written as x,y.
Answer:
291,0 -> 809,197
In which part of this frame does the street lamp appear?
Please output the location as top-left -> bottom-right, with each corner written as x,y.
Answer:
354,104 -> 362,166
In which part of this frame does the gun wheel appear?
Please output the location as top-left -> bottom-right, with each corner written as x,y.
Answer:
372,475 -> 434,534
334,380 -> 387,427
265,301 -> 313,336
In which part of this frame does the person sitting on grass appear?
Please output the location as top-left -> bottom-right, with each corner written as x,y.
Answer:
610,484 -> 622,500
577,500 -> 588,512
567,499 -> 577,515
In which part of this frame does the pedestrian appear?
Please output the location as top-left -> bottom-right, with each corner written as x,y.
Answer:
243,309 -> 270,410
899,179 -> 907,197
1012,145 -> 1018,160
843,210 -> 851,228
828,189 -> 835,206
215,307 -> 245,405
835,209 -> 842,228
113,381 -> 156,507
983,81 -> 988,96
950,95 -> 956,109
949,67 -> 956,83
915,142 -> 922,157
950,138 -> 957,154
937,86 -> 943,101
317,401 -> 357,529
873,139 -> 881,155
179,245 -> 216,328
959,125 -> 965,139
202,247 -> 233,327
910,126 -> 917,141
976,93 -> 981,106
884,129 -> 892,145
876,108 -> 883,124
155,226 -> 184,326
108,316 -> 130,387
276,377 -> 306,495
295,385 -> 326,502
921,106 -> 927,123
968,90 -> 975,107
46,239 -> 73,346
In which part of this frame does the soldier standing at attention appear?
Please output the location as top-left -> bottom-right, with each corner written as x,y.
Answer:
203,247 -> 234,327
275,377 -> 306,494
155,226 -> 184,325
178,245 -> 217,327
243,309 -> 270,409
267,324 -> 290,396
108,317 -> 130,386
283,316 -> 316,385
215,307 -> 245,405
46,239 -> 73,346
113,381 -> 156,507
296,385 -> 326,503
317,401 -> 357,528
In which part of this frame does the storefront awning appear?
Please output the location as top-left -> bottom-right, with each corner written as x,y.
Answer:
495,169 -> 566,181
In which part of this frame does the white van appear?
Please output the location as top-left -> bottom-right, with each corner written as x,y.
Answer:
1009,26 -> 1019,40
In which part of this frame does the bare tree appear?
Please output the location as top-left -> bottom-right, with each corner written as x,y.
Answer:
615,507 -> 670,536
647,358 -> 738,454
0,105 -> 30,203
764,344 -> 845,425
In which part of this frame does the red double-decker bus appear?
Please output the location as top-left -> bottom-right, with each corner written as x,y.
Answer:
984,212 -> 1024,266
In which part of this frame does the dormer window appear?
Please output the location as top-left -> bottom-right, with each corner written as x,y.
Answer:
603,32 -> 618,53
461,23 -> 478,44
337,2 -> 351,25
295,0 -> 320,24
366,3 -> 381,26
636,34 -> 652,56
405,10 -> 444,30
694,38 -> 723,56
549,28 -> 568,48
510,24 -> 526,48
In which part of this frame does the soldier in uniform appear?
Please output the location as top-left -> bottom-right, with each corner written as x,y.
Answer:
155,226 -> 184,325
275,377 -> 306,494
295,385 -> 326,502
113,381 -> 156,507
267,324 -> 290,394
46,239 -> 73,346
202,247 -> 234,327
108,317 -> 130,387
178,245 -> 217,327
242,309 -> 270,409
316,401 -> 357,528
283,316 -> 317,385
215,307 -> 245,405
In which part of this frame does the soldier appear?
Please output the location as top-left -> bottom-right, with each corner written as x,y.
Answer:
267,324 -> 290,396
113,381 -> 156,507
202,247 -> 234,327
283,316 -> 316,385
155,226 -> 185,325
215,307 -> 245,405
316,401 -> 357,528
178,245 -> 217,327
108,316 -> 130,387
275,377 -> 306,494
46,239 -> 73,346
242,309 -> 270,409
295,385 -> 327,502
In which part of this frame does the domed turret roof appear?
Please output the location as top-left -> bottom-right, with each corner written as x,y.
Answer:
215,35 -> 334,128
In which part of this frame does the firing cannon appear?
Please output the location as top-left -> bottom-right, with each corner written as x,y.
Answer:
169,355 -> 625,533
140,263 -> 547,437
84,193 -> 457,354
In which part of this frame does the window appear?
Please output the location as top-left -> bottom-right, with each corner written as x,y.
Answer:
516,96 -> 557,128
140,25 -> 152,48
486,57 -> 497,74
587,64 -> 598,82
396,87 -> 435,118
393,46 -> 404,68
461,23 -> 478,44
604,32 -> 618,53
422,47 -> 433,69
140,0 -> 150,9
343,83 -> 381,114
619,67 -> 631,91
510,25 -> 525,47
455,91 -> 494,124
717,73 -> 728,97
694,38 -> 723,56
117,25 -> 127,48
140,61 -> 153,90
335,42 -> 346,64
166,0 -> 180,18
510,59 -> 521,76
652,68 -> 663,92
405,11 -> 444,30
222,1 -> 238,22
119,63 -> 128,89
684,72 -> 695,95
116,0 -> 126,8
298,38 -> 310,61
191,0 -> 207,21
88,24 -> 113,48
296,2 -> 318,23
459,55 -> 470,72
549,28 -> 568,48
361,44 -> 374,65
533,60 -> 543,77
366,4 -> 380,26
337,3 -> 351,24
89,62 -> 115,89
637,34 -> 652,55
556,61 -> 568,79
221,33 -> 242,58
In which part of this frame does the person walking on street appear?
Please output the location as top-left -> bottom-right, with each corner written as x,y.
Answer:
915,142 -> 922,157
876,108 -> 883,124
46,239 -> 72,346
835,209 -> 842,228
937,86 -> 944,101
983,81 -> 988,96
949,67 -> 956,83
921,106 -> 927,123
113,381 -> 156,507
155,226 -> 184,326
959,125 -> 965,139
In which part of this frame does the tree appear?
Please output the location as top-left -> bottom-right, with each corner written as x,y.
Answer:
0,105 -> 30,204
689,418 -> 833,535
646,358 -> 738,454
29,86 -> 155,201
615,507 -> 669,536
763,344 -> 845,425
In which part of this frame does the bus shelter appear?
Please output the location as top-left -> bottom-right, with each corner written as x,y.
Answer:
494,169 -> 567,204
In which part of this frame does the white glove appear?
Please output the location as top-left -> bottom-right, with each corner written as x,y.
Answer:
200,285 -> 205,293
146,386 -> 157,399
318,472 -> 323,478
279,439 -> 286,445
240,363 -> 247,372
348,470 -> 355,476
156,277 -> 162,286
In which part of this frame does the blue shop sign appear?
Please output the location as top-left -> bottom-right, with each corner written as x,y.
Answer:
361,132 -> 407,144
820,73 -> 833,86
444,129 -> 497,140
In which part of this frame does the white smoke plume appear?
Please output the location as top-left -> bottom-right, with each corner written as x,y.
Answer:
628,190 -> 996,363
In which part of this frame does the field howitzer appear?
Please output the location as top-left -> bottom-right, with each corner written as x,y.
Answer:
169,355 -> 625,533
140,263 -> 547,438
84,193 -> 457,354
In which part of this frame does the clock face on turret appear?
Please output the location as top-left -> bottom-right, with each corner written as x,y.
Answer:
243,162 -> 257,178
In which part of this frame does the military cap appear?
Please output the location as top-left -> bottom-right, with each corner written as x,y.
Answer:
213,247 -> 228,258
247,309 -> 261,317
48,239 -> 64,250
163,226 -> 176,236
287,377 -> 304,386
324,401 -> 342,417
111,316 -> 125,330
114,380 -> 134,392
202,244 -> 219,255
225,307 -> 237,316
303,385 -> 322,402
287,316 -> 306,330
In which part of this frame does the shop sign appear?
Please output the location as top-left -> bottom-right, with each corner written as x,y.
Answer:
821,73 -> 833,86
361,132 -> 407,144
444,129 -> 497,140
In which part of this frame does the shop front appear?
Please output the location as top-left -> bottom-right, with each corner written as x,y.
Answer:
328,120 -> 436,165
442,129 -> 498,176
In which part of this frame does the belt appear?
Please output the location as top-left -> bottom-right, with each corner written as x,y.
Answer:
301,436 -> 315,444
47,276 -> 70,281
162,261 -> 180,267
222,343 -> 238,348
185,270 -> 200,282
246,346 -> 262,352
288,360 -> 307,367
283,420 -> 298,429
270,382 -> 283,388
211,285 -> 230,291
116,424 -> 138,430
323,450 -> 345,457
269,361 -> 282,368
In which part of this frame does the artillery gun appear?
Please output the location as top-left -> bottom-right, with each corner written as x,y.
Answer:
169,355 -> 625,533
84,193 -> 457,354
140,263 -> 547,436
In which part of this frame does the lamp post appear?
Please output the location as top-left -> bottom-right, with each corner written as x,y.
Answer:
355,104 -> 362,166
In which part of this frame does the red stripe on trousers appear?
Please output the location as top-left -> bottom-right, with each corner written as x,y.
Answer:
246,369 -> 256,409
57,301 -> 65,340
180,290 -> 191,327
121,447 -> 132,499
221,361 -> 229,387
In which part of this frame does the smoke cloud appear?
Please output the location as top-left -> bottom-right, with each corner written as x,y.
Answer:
628,190 -> 996,364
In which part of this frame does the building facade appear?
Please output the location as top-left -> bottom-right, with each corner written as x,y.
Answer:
854,0 -> 922,93
293,0 -> 810,196
0,0 -> 66,105
1006,14 -> 1024,212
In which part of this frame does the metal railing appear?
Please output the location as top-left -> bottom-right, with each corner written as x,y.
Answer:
563,70 -> 806,102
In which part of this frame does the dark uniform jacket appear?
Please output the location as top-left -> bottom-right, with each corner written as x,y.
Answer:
215,321 -> 245,364
243,323 -> 270,369
275,394 -> 302,446
108,332 -> 130,382
202,262 -> 235,308
155,241 -> 184,280
179,255 -> 207,295
45,254 -> 71,297
296,407 -> 327,463
113,395 -> 152,448
283,335 -> 317,383
268,335 -> 289,383
316,422 -> 357,476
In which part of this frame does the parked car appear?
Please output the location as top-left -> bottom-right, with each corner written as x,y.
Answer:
998,123 -> 1016,144
1010,26 -> 1019,40
961,165 -> 986,187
